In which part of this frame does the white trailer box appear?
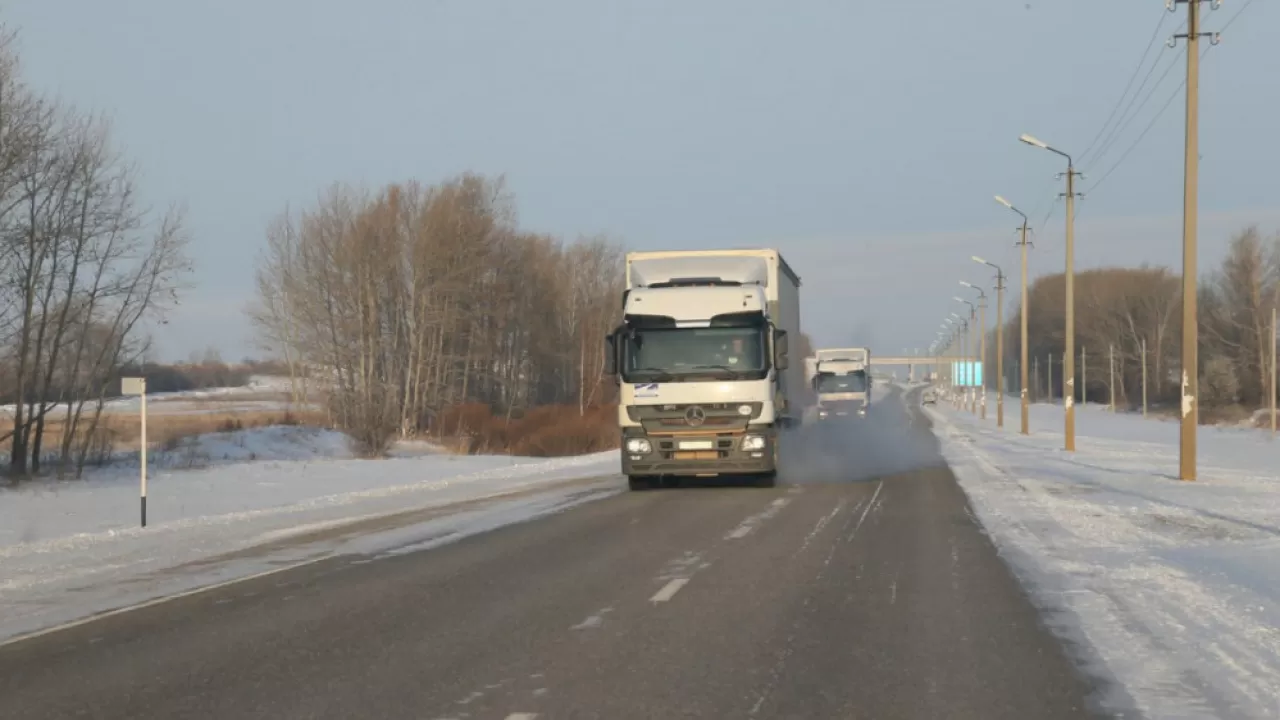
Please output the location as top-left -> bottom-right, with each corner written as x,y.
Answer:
605,249 -> 802,489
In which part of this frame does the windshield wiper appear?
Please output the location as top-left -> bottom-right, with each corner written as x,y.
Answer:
692,364 -> 742,372
690,364 -> 748,378
629,367 -> 676,382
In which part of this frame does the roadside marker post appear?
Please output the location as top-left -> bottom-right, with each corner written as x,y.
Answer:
121,377 -> 148,527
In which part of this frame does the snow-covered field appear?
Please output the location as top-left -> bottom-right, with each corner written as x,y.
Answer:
0,424 -> 622,644
0,375 -> 318,418
927,396 -> 1280,719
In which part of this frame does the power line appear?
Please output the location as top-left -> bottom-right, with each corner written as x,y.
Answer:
1077,9 -> 1173,164
1082,0 -> 1260,200
1081,17 -> 1188,169
1087,46 -> 1185,171
1219,0 -> 1258,32
1082,70 -> 1185,196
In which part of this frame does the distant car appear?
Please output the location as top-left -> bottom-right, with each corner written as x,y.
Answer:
922,389 -> 938,405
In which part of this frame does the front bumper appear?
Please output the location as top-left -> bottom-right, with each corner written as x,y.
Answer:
816,402 -> 867,420
620,427 -> 776,477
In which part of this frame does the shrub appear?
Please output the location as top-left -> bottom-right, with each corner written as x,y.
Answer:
432,403 -> 618,457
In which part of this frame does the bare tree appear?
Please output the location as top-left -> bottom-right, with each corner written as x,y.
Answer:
249,173 -> 624,455
0,33 -> 191,478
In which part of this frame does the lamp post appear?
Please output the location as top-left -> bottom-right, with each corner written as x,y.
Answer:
973,256 -> 1006,429
956,298 -> 978,414
1019,134 -> 1078,452
961,282 -> 989,420
951,313 -> 965,408
995,195 -> 1032,435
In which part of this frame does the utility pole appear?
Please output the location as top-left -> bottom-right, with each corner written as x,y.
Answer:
995,267 -> 1006,428
1033,356 -> 1040,403
995,197 -> 1032,435
1018,134 -> 1080,448
971,307 -> 979,415
979,297 -> 988,420
1082,346 -> 1088,408
1109,344 -> 1116,412
961,281 -> 989,420
1064,167 -> 1078,452
1048,353 -> 1053,405
1271,306 -> 1276,435
1172,0 -> 1219,480
1142,337 -> 1149,418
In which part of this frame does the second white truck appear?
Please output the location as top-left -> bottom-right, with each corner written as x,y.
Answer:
811,347 -> 872,420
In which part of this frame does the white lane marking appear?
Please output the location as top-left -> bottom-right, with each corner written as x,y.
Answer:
657,551 -> 704,580
650,578 -> 690,603
506,714 -> 540,720
796,499 -> 846,555
570,607 -> 612,630
890,570 -> 899,605
846,481 -> 884,543
725,498 -> 792,540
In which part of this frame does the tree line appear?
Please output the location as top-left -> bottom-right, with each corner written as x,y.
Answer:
987,227 -> 1280,419
250,174 -> 624,454
0,30 -> 190,478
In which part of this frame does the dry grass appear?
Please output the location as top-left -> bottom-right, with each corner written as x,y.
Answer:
433,403 -> 618,457
0,407 -> 331,455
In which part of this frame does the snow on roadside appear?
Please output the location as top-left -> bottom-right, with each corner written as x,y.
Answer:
0,439 -> 622,643
927,398 -> 1280,719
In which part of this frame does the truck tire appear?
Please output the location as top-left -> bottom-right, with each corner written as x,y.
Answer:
628,476 -> 653,491
754,472 -> 777,488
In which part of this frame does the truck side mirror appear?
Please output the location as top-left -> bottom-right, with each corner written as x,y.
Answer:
603,332 -> 618,376
773,329 -> 789,371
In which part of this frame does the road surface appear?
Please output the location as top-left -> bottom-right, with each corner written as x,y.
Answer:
0,386 -> 1108,719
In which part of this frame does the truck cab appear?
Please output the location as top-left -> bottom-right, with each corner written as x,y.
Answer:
811,348 -> 871,420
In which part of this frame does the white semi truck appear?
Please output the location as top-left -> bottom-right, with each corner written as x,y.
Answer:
812,347 -> 872,420
604,249 -> 803,490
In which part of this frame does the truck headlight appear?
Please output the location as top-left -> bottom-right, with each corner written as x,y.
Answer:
626,438 -> 652,454
737,404 -> 753,416
741,435 -> 766,451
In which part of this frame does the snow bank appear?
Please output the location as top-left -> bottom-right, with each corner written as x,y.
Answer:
0,440 -> 622,643
927,398 -> 1280,719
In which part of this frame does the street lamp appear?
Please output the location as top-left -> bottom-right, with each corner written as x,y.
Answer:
973,256 -> 1007,429
954,299 -> 978,414
941,320 -> 955,393
950,313 -> 965,407
994,195 -> 1032,435
1019,134 -> 1078,452
961,281 -> 989,420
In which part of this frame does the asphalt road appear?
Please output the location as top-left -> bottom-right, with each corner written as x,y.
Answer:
0,385 -> 1108,719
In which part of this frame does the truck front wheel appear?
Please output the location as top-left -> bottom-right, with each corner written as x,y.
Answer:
628,476 -> 653,492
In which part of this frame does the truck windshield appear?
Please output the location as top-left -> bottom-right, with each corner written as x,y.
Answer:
623,326 -> 767,381
815,371 -> 867,394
